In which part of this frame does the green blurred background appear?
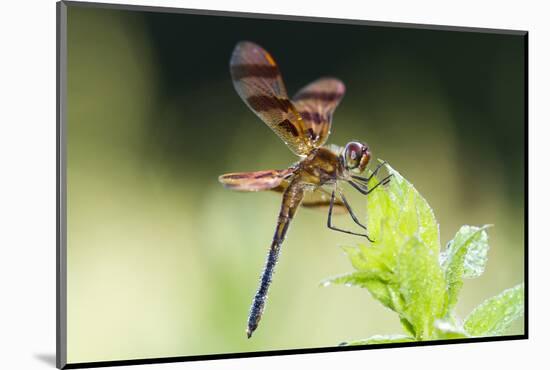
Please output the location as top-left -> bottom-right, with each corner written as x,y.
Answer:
66,5 -> 525,364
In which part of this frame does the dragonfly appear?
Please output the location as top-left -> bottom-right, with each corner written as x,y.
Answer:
219,41 -> 392,338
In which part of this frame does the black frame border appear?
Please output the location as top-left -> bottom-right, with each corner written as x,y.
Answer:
56,1 -> 529,369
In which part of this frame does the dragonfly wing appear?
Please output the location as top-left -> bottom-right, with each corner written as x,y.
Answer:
230,41 -> 314,156
292,78 -> 345,148
218,168 -> 295,191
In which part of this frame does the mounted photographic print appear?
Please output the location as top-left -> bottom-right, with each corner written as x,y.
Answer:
57,1 -> 528,368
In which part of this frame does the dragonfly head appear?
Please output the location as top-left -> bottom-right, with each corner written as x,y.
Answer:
342,141 -> 371,173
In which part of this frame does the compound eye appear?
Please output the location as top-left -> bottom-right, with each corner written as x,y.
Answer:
344,142 -> 363,169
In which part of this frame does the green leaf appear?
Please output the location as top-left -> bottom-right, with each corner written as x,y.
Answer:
327,163 -> 446,340
464,283 -> 524,337
322,272 -> 401,312
339,334 -> 414,346
396,236 -> 446,339
463,230 -> 490,279
363,163 -> 442,279
441,225 -> 491,313
434,319 -> 469,339
399,318 -> 416,338
322,272 -> 379,288
323,162 -> 523,345
366,164 -> 440,257
339,245 -> 394,281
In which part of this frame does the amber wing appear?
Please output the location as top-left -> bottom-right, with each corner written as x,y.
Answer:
230,41 -> 314,156
292,78 -> 346,148
218,169 -> 295,191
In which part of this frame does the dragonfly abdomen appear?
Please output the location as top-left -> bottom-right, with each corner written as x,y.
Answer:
247,236 -> 283,338
247,183 -> 304,338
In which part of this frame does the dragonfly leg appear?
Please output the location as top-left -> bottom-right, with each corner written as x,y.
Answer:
366,174 -> 393,194
327,188 -> 374,242
349,173 -> 393,195
338,190 -> 366,230
352,160 -> 387,184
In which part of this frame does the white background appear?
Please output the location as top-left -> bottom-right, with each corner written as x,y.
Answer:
0,0 -> 546,369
